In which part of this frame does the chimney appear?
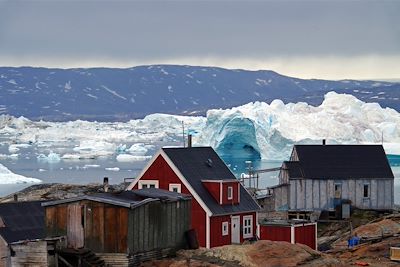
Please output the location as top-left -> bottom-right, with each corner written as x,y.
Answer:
13,194 -> 18,202
322,139 -> 326,146
188,134 -> 192,148
103,177 -> 109,192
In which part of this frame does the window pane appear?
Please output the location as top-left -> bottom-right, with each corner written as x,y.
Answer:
363,184 -> 369,197
149,184 -> 155,188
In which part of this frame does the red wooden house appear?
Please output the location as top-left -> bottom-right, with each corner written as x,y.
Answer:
126,146 -> 260,248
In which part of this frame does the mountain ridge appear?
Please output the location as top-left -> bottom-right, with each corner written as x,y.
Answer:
1,64 -> 399,121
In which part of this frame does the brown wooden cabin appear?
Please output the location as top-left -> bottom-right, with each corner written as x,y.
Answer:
43,188 -> 191,266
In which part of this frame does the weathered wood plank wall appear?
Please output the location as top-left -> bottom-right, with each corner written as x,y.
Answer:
288,178 -> 393,210
128,200 -> 190,254
0,236 -> 9,267
10,241 -> 47,267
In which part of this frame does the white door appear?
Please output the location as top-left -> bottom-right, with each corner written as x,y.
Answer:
231,216 -> 240,244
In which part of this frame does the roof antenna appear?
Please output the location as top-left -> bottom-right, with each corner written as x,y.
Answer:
182,121 -> 186,148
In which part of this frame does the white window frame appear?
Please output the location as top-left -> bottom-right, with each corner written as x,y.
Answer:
169,183 -> 181,193
227,186 -> 233,200
242,215 -> 253,239
222,221 -> 229,236
138,180 -> 159,189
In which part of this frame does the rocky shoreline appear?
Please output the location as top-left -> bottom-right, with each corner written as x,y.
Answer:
0,182 -> 126,203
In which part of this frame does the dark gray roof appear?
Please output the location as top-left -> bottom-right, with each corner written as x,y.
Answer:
162,147 -> 260,215
43,189 -> 189,208
0,201 -> 45,243
133,188 -> 191,201
285,145 -> 394,179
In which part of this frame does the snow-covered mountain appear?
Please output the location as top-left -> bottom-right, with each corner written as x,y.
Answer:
1,65 -> 399,121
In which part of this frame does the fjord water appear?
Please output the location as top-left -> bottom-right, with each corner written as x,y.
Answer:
1,146 -> 399,204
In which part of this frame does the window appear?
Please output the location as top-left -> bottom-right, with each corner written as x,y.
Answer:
227,186 -> 233,200
334,183 -> 342,198
243,215 -> 253,239
222,221 -> 229,236
138,180 -> 159,189
363,184 -> 370,198
169,183 -> 181,193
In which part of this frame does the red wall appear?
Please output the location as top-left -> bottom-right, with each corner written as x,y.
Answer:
132,155 -> 207,247
295,225 -> 316,250
259,224 -> 316,250
221,182 -> 240,205
210,212 -> 257,248
202,182 -> 221,204
259,225 -> 291,242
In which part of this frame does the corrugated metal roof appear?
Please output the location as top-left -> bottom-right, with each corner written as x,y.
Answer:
286,144 -> 394,179
162,147 -> 260,215
0,201 -> 45,243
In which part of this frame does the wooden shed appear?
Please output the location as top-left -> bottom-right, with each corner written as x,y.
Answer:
43,188 -> 191,266
259,220 -> 317,250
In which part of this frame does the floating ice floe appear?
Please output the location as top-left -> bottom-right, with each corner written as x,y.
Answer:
37,152 -> 61,163
127,143 -> 151,155
0,163 -> 41,184
105,167 -> 120,171
0,153 -> 19,160
8,143 -> 31,153
83,164 -> 101,168
116,154 -> 151,162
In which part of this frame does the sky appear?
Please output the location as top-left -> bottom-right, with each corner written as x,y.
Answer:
0,0 -> 399,80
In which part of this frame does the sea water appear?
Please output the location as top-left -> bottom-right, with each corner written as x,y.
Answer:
1,146 -> 399,204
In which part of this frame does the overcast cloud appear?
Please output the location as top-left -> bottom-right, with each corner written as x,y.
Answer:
0,0 -> 399,79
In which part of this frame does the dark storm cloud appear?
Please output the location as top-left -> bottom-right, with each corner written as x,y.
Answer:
0,0 -> 399,79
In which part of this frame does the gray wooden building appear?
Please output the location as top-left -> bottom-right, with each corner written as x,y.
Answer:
268,144 -> 394,212
43,188 -> 191,266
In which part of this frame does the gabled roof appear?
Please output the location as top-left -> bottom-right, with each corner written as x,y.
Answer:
162,147 -> 260,215
0,201 -> 45,243
42,188 -> 190,208
285,144 -> 394,179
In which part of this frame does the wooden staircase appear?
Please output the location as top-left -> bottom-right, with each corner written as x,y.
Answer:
58,248 -> 105,267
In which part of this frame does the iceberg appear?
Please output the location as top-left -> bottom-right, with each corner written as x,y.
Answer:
0,163 -> 41,184
196,92 -> 400,160
1,92 -> 399,161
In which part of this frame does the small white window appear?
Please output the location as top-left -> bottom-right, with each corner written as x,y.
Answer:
138,180 -> 159,189
169,183 -> 181,193
227,186 -> 233,200
222,221 -> 229,236
243,215 -> 253,239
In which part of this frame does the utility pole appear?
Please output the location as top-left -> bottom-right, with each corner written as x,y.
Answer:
182,121 -> 185,148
